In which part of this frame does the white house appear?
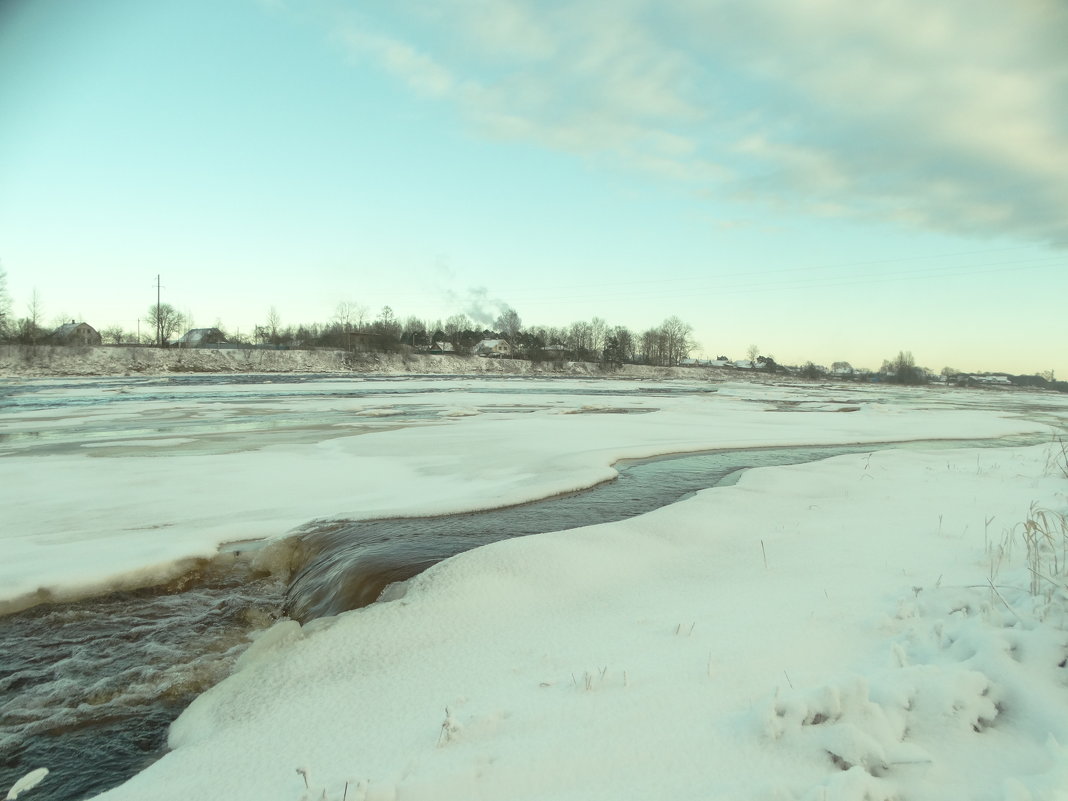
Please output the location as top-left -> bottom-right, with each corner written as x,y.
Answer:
474,339 -> 512,358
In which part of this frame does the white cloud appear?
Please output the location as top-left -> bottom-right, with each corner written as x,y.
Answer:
335,28 -> 456,98
326,0 -> 1068,244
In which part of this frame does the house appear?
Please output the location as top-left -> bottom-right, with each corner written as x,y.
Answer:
428,341 -> 456,355
50,321 -> 102,346
680,358 -> 729,367
474,339 -> 512,358
956,373 -> 1013,386
175,328 -> 229,348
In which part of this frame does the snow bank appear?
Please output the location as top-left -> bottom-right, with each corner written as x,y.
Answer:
92,442 -> 1068,801
0,344 -> 735,380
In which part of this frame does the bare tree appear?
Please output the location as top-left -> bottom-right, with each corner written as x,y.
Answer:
146,303 -> 186,345
567,321 -> 593,359
14,289 -> 46,344
444,313 -> 471,348
589,317 -> 607,356
636,318 -> 694,366
639,327 -> 662,365
374,306 -> 402,341
660,316 -> 694,366
494,307 -> 522,346
0,261 -> 11,338
334,301 -> 367,331
746,344 -> 760,366
266,307 -> 282,343
401,315 -> 427,347
101,325 -> 128,344
602,325 -> 636,367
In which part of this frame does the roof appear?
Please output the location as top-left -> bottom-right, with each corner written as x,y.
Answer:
177,327 -> 228,344
51,321 -> 98,338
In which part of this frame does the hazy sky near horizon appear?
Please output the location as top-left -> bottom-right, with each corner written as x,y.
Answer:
1,0 -> 1066,375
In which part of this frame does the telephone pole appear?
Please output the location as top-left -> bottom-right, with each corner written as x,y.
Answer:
155,274 -> 162,347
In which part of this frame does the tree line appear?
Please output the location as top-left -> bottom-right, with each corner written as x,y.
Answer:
0,270 -> 702,368
1,266 -> 1061,387
240,303 -> 701,369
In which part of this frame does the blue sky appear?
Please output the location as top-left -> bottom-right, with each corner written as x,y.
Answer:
1,0 -> 1065,375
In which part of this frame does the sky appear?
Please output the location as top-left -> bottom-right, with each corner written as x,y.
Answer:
1,0 -> 1065,375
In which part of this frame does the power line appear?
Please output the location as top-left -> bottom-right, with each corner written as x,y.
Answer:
374,244 -> 1064,306
154,274 -> 165,347
488,253 -> 1066,308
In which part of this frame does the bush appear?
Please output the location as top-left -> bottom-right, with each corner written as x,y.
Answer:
882,351 -> 926,385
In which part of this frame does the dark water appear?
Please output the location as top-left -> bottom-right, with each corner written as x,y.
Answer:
0,433 -> 1044,801
281,434 -> 1044,622
282,442 -> 885,621
0,559 -> 284,801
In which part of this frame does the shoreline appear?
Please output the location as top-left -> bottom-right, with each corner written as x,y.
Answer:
0,344 -> 722,380
1,346 -> 1058,399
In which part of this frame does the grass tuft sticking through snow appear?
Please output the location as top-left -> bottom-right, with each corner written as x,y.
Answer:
1018,502 -> 1068,599
1044,436 -> 1068,478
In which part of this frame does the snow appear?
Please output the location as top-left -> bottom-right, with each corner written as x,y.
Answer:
5,769 -> 48,801
3,375 -> 1068,800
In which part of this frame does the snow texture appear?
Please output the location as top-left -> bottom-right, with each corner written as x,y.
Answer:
3,375 -> 1068,800
5,768 -> 48,800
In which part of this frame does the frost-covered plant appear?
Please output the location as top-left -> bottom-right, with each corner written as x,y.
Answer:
1044,437 -> 1068,479
1018,503 -> 1068,598
438,707 -> 460,746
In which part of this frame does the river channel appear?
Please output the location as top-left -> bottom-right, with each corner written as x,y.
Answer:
1,375 -> 1060,800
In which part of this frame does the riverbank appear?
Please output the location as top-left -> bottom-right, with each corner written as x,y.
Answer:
0,344 -> 733,381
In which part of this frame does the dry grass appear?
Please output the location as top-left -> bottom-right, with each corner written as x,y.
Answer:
1018,502 -> 1068,598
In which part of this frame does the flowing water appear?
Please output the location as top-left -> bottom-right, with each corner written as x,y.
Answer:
282,441 -> 916,622
0,555 -> 284,801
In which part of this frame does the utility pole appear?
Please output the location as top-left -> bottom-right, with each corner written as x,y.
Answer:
156,274 -> 162,347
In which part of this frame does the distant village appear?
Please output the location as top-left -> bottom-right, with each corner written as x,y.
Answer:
15,313 -> 1064,393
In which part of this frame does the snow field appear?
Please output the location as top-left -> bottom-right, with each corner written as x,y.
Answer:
93,441 -> 1068,801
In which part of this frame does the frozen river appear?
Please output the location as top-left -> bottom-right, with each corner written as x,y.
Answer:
1,374 -> 1064,800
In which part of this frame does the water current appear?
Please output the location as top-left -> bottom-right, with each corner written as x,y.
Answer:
1,374 -> 1058,800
